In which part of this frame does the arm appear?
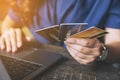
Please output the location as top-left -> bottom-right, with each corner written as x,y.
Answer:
105,28 -> 120,62
65,37 -> 101,64
1,15 -> 17,34
64,0 -> 120,64
0,15 -> 22,52
64,28 -> 120,64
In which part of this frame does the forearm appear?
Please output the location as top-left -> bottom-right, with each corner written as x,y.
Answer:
0,15 -> 17,34
105,28 -> 120,62
105,42 -> 120,62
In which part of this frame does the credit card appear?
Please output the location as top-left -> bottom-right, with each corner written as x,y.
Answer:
68,27 -> 108,39
35,25 -> 60,42
59,23 -> 88,41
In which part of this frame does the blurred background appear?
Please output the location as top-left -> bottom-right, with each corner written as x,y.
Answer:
0,0 -> 33,38
0,0 -> 9,21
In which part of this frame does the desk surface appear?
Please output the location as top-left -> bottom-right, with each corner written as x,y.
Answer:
0,43 -> 120,80
32,44 -> 120,80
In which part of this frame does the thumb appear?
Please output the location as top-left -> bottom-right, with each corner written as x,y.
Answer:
25,36 -> 32,42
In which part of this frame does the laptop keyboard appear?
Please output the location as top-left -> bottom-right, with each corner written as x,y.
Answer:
0,55 -> 43,80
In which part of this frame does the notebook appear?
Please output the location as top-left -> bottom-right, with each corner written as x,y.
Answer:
0,46 -> 62,80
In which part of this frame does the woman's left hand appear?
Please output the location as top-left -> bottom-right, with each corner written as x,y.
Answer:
64,38 -> 101,64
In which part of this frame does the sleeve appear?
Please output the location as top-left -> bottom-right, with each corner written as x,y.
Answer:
105,0 -> 120,29
8,8 -> 21,24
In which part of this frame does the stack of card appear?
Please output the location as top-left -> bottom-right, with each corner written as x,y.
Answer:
35,23 -> 108,44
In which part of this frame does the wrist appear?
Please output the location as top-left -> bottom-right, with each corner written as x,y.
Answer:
97,43 -> 108,61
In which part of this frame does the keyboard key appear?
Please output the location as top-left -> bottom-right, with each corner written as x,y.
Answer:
0,55 -> 43,80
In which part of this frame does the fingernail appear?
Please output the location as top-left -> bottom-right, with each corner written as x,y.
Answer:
64,41 -> 69,45
7,48 -> 11,53
66,38 -> 73,42
17,43 -> 22,48
64,41 -> 67,44
12,48 -> 17,53
26,37 -> 32,42
1,45 -> 5,50
64,41 -> 71,47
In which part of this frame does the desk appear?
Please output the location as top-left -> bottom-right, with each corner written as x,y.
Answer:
31,44 -> 120,80
0,43 -> 120,80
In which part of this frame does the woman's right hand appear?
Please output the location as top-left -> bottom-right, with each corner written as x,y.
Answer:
0,28 -> 31,53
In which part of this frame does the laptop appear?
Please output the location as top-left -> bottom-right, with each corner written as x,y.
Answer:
0,59 -> 11,80
0,44 -> 62,80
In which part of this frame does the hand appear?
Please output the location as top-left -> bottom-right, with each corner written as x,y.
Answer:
0,28 -> 31,53
64,38 -> 101,64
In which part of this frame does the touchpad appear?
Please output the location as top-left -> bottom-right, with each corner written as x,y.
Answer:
23,50 -> 62,66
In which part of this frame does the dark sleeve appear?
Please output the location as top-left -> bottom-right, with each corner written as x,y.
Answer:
105,0 -> 120,29
8,8 -> 21,24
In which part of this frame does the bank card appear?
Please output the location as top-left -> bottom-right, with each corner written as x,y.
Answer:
68,27 -> 108,39
59,23 -> 88,41
35,25 -> 60,42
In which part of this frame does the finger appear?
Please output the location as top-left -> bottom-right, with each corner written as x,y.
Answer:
68,46 -> 95,64
66,38 -> 97,47
0,37 -> 5,50
25,36 -> 32,42
65,41 -> 100,57
15,28 -> 22,48
74,48 -> 95,62
65,42 -> 92,55
4,33 -> 11,52
10,28 -> 17,53
66,46 -> 90,64
67,45 -> 95,60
